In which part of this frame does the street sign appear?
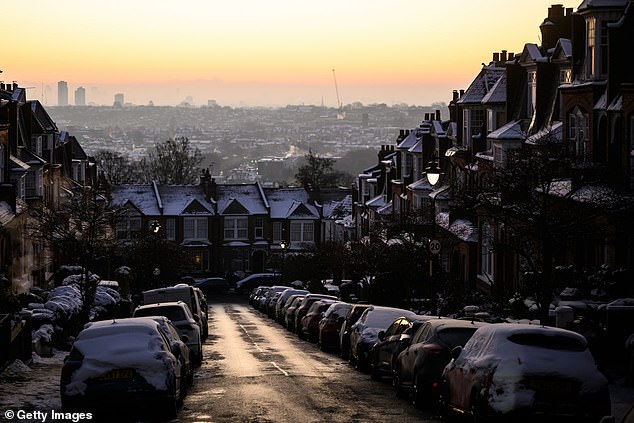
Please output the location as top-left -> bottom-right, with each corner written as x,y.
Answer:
429,239 -> 441,255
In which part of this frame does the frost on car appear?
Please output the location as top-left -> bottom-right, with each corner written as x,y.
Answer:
441,323 -> 610,421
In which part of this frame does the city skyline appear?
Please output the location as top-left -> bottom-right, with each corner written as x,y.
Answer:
5,0 -> 578,107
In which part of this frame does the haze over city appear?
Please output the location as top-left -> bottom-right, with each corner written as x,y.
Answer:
5,0 -> 577,107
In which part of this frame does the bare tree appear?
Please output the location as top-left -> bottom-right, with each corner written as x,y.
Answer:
146,136 -> 203,184
29,188 -> 120,326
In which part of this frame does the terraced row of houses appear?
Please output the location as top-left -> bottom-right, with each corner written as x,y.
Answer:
354,0 -> 634,299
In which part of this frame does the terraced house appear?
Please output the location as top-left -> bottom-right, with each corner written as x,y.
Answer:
356,0 -> 634,301
109,172 -> 351,277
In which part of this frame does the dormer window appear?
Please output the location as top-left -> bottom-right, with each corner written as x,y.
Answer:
568,106 -> 589,161
560,68 -> 572,84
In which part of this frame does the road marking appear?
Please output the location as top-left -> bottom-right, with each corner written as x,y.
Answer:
239,323 -> 264,352
270,362 -> 289,376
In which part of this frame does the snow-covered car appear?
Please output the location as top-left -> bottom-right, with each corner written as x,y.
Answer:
348,305 -> 419,372
235,272 -> 279,294
60,317 -> 184,420
392,318 -> 487,407
147,315 -> 194,390
133,301 -> 203,366
441,323 -> 610,422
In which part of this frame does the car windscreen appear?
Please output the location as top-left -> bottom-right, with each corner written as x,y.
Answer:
507,332 -> 587,351
437,327 -> 479,348
135,306 -> 187,322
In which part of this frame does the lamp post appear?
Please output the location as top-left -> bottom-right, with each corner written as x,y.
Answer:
425,154 -> 442,316
279,240 -> 288,282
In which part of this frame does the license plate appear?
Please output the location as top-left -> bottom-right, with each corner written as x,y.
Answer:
99,369 -> 133,381
528,377 -> 578,397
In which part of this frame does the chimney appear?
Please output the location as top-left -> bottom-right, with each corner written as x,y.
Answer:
508,52 -> 514,61
452,90 -> 459,102
12,82 -> 18,91
435,109 -> 441,121
459,89 -> 465,97
548,4 -> 564,19
566,7 -> 573,16
424,113 -> 429,121
501,50 -> 508,62
493,52 -> 500,63
0,82 -> 4,90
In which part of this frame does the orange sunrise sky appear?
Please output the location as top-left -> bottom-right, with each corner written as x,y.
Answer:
3,0 -> 580,107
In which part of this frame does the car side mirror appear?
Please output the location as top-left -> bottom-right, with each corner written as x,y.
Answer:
377,331 -> 385,341
450,346 -> 462,360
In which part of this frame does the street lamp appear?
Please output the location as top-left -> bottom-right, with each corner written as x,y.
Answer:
424,153 -> 442,315
279,240 -> 288,282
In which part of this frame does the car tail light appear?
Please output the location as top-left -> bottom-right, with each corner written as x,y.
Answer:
422,343 -> 443,355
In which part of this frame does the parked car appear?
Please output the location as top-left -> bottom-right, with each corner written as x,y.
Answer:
441,323 -> 610,422
249,286 -> 268,307
147,315 -> 194,390
318,302 -> 352,352
282,295 -> 305,330
235,272 -> 279,294
293,294 -> 339,335
349,305 -> 419,372
193,277 -> 230,295
142,284 -> 208,341
299,299 -> 338,342
275,288 -> 310,323
392,318 -> 488,408
369,315 -> 440,382
260,285 -> 290,317
133,301 -> 203,366
339,304 -> 371,360
60,317 -> 184,419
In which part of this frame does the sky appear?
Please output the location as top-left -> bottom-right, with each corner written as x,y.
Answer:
3,0 -> 580,107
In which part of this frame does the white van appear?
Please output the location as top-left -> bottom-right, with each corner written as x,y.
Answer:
142,285 -> 208,340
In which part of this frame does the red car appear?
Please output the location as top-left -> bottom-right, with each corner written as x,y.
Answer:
318,302 -> 352,351
299,299 -> 338,342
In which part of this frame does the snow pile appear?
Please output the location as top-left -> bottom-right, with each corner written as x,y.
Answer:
45,285 -> 83,321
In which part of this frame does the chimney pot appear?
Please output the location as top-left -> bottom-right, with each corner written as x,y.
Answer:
436,109 -> 441,121
493,52 -> 500,63
501,50 -> 508,62
453,90 -> 459,101
460,89 -> 465,97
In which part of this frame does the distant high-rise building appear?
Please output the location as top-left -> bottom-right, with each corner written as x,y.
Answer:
113,93 -> 124,107
58,81 -> 68,106
74,86 -> 86,106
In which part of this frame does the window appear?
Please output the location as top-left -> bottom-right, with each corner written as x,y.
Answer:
290,221 -> 314,242
586,17 -> 596,78
166,218 -> 175,241
117,217 -> 141,240
568,106 -> 589,161
481,222 -> 494,281
405,154 -> 413,177
560,68 -> 572,84
462,109 -> 471,147
224,217 -> 247,240
600,20 -> 610,76
184,217 -> 208,240
254,217 -> 264,238
527,71 -> 537,118
272,221 -> 283,242
487,109 -> 496,134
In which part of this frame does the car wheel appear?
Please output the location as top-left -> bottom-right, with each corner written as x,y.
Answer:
412,372 -> 427,409
392,369 -> 406,398
370,362 -> 381,381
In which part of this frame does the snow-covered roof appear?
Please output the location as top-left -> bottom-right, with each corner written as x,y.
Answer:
457,65 -> 505,105
111,184 -> 215,216
366,194 -> 387,209
322,194 -> 352,220
396,129 -> 419,150
526,121 -> 563,145
521,43 -> 545,63
110,184 -> 161,215
0,201 -> 14,225
408,177 -> 434,192
481,73 -> 506,104
436,213 -> 478,242
577,0 -> 628,12
216,184 -> 268,215
264,187 -> 319,219
488,119 -> 528,141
